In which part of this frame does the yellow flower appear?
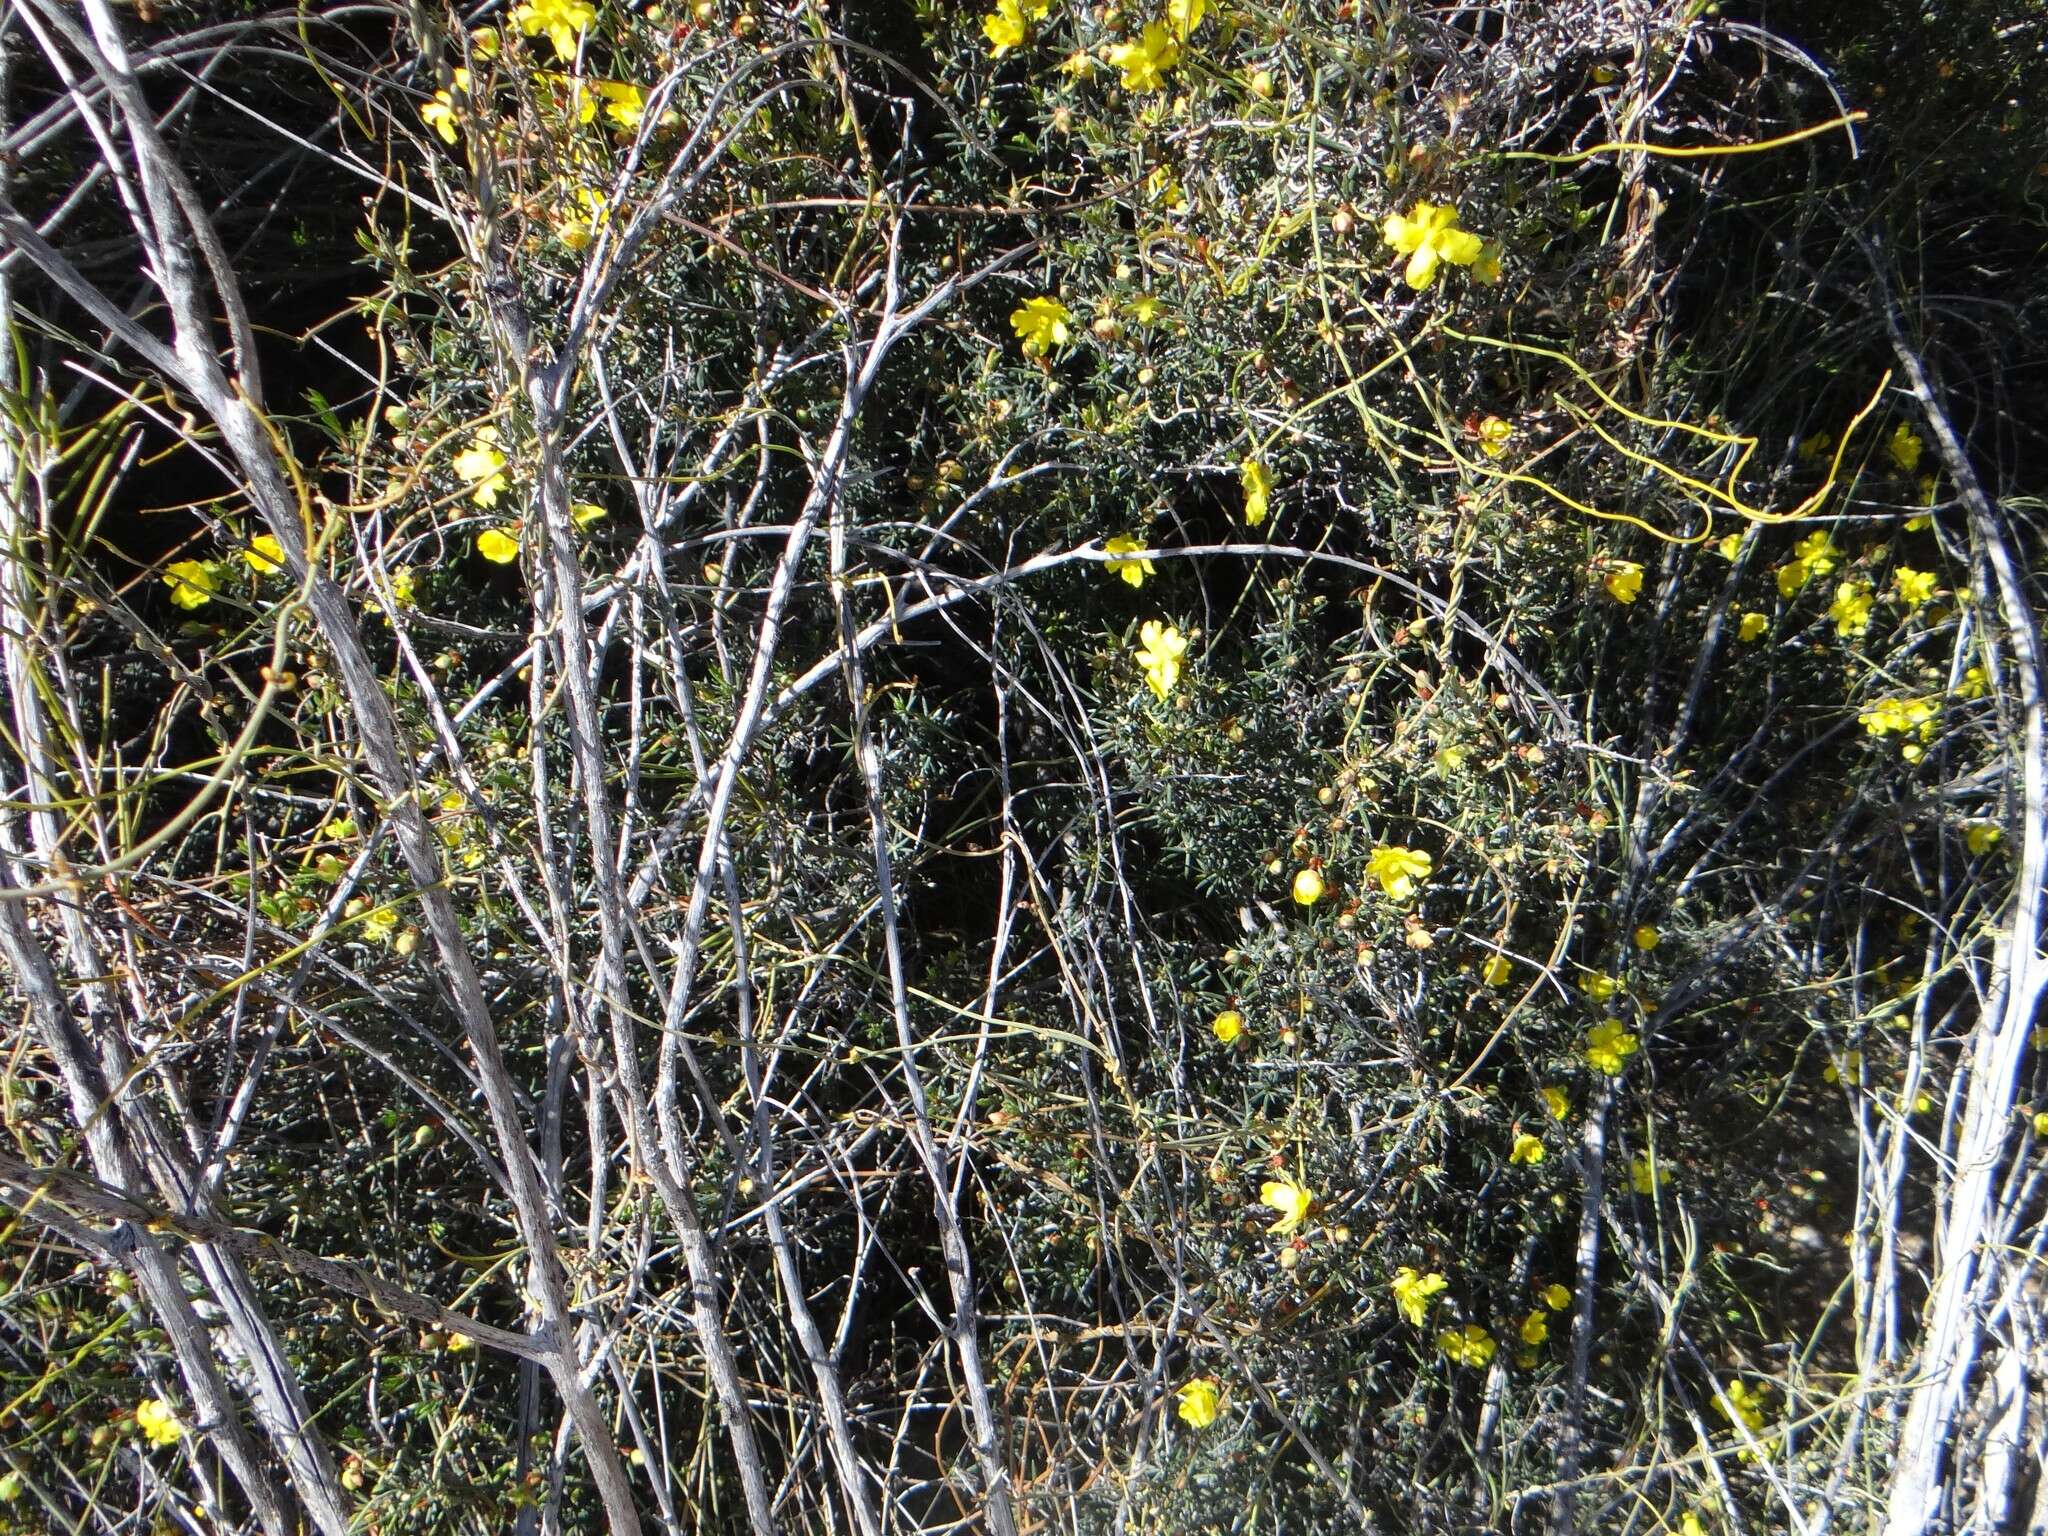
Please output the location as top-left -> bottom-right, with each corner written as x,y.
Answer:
1858,695 -> 1939,738
1240,458 -> 1272,527
1380,201 -> 1486,290
1829,579 -> 1874,638
587,79 -> 665,131
1105,21 -> 1181,91
1482,954 -> 1513,987
1437,1324 -> 1496,1367
1737,611 -> 1767,642
471,25 -> 500,56
1797,431 -> 1832,465
1291,867 -> 1325,906
1776,559 -> 1811,598
1477,415 -> 1513,458
1102,534 -> 1156,588
1965,822 -> 2001,856
421,90 -> 459,143
163,558 -> 223,610
1630,1153 -> 1671,1195
1714,1379 -> 1768,1433
1211,1009 -> 1244,1044
389,567 -> 418,607
1010,295 -> 1074,357
511,0 -> 596,61
1471,242 -> 1503,284
1579,972 -> 1623,1003
1541,1283 -> 1571,1311
1365,844 -> 1432,901
1134,619 -> 1188,700
1604,561 -> 1644,604
1174,1377 -> 1220,1429
348,901 -> 399,944
244,533 -> 285,574
1584,1020 -> 1640,1076
557,186 -> 608,252
453,427 -> 509,506
571,501 -> 607,529
134,1398 -> 183,1447
1632,924 -> 1660,951
1716,532 -> 1743,559
1390,1267 -> 1447,1327
1519,1309 -> 1549,1346
1597,561 -> 1646,606
2034,1110 -> 2048,1137
1894,566 -> 1936,608
1541,1086 -> 1569,1122
1793,529 -> 1841,576
1822,1049 -> 1862,1085
1129,293 -> 1164,325
1509,1132 -> 1545,1167
1956,665 -> 1988,700
1165,0 -> 1206,37
1887,424 -> 1923,474
476,527 -> 522,564
982,0 -> 1047,56
1259,1177 -> 1313,1236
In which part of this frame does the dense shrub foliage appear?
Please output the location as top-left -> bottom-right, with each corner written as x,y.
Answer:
1,1 -> 2043,1533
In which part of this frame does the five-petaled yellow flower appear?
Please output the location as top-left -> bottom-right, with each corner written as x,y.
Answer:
1509,1132 -> 1545,1167
1260,1176 -> 1313,1235
1129,292 -> 1164,325
1604,561 -> 1644,604
1011,295 -> 1074,357
1829,580 -> 1874,638
1165,0 -> 1206,36
557,187 -> 608,252
1965,822 -> 2001,856
1211,1009 -> 1244,1044
1887,424 -> 1923,474
1894,566 -> 1936,608
421,90 -> 459,144
134,1398 -> 183,1447
1737,611 -> 1767,642
1519,1309 -> 1549,1346
1541,1282 -> 1571,1311
1391,1267 -> 1447,1327
1956,666 -> 1987,700
1584,1020 -> 1640,1075
476,527 -> 522,564
1105,21 -> 1181,91
1381,201 -> 1486,290
1541,1086 -> 1569,1122
1175,1376 -> 1220,1428
1477,415 -> 1513,458
1134,619 -> 1187,700
1102,534 -> 1156,588
454,427 -> 510,506
1482,954 -> 1513,987
1579,971 -> 1623,1003
244,534 -> 285,574
163,558 -> 223,610
1365,844 -> 1432,901
511,0 -> 596,61
1437,1324 -> 1496,1367
982,0 -> 1047,56
1240,458 -> 1272,527
1630,1152 -> 1671,1195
